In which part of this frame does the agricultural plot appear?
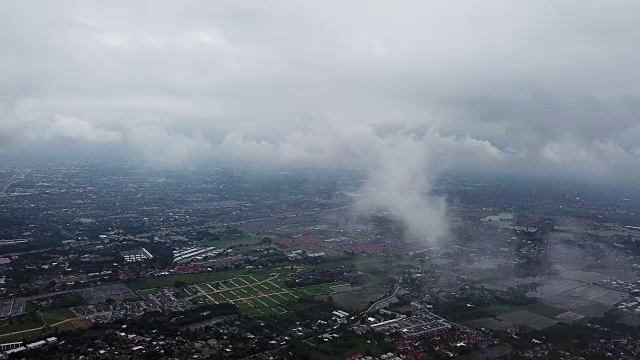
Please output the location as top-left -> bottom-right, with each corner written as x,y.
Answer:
41,308 -> 76,324
290,283 -> 337,297
180,275 -> 345,316
465,317 -> 512,331
0,312 -> 44,335
127,269 -> 248,290
497,310 -> 558,330
526,278 -> 629,317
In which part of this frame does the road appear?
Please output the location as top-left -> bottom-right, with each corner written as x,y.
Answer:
363,284 -> 400,316
0,317 -> 80,338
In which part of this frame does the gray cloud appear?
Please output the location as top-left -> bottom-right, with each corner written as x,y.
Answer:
1,0 -> 639,178
44,115 -> 121,143
2,1 -> 640,241
355,133 -> 450,243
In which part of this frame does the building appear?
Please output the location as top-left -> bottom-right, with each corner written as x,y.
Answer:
121,248 -> 153,263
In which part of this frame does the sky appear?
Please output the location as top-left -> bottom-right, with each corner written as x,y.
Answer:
1,0 -> 640,181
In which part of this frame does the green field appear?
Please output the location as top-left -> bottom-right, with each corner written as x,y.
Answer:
316,254 -> 400,272
128,267 -> 297,291
479,301 -> 564,318
0,318 -> 91,343
172,273 -> 346,317
41,308 -> 76,324
316,257 -> 357,269
0,308 -> 78,339
0,312 -> 44,336
129,267 -> 342,317
42,292 -> 88,309
184,274 -> 290,314
127,269 -> 249,290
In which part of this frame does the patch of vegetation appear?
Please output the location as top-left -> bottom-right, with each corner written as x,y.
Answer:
290,334 -> 389,360
128,267 -> 294,290
127,269 -> 249,290
35,292 -> 87,310
41,308 -> 76,324
0,312 -> 44,336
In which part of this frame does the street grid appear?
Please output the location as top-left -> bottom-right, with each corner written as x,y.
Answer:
137,275 -> 344,316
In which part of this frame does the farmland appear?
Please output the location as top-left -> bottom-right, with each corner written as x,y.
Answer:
137,273 -> 346,317
127,269 -> 249,290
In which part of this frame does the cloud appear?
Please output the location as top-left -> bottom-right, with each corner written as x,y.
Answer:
0,1 -> 638,181
126,125 -> 212,169
355,133 -> 449,243
213,125 -> 505,242
44,115 -> 121,143
538,137 -> 640,179
0,99 -> 121,145
214,124 -> 505,168
216,131 -> 277,163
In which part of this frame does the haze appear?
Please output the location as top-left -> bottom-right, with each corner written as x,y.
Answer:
2,1 -> 640,240
0,0 -> 638,176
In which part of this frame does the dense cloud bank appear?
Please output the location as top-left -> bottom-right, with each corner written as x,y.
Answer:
2,1 -> 639,179
2,1 -> 640,240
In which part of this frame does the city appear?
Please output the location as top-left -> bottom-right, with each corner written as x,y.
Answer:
0,160 -> 638,358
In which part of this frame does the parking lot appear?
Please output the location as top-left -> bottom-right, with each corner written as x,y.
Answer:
79,284 -> 138,304
0,299 -> 26,318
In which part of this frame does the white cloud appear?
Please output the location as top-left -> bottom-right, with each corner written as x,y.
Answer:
44,115 -> 121,143
212,125 -> 506,243
539,137 -> 640,178
0,1 -> 638,181
355,133 -> 448,243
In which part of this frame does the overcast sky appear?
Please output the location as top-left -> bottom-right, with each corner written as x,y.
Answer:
1,1 -> 640,180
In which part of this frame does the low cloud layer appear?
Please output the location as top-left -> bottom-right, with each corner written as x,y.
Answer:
44,115 -> 121,144
1,0 -> 639,179
1,1 -> 640,240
